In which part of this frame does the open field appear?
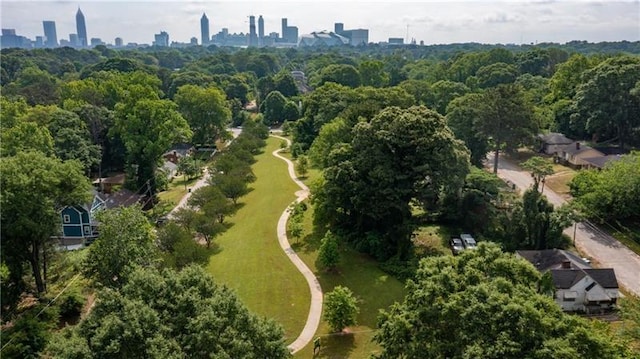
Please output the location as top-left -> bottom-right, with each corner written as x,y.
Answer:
206,138 -> 310,339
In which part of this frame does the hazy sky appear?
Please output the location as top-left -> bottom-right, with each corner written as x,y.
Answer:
2,1 -> 639,45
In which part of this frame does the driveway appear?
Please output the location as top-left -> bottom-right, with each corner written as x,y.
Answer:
490,154 -> 640,296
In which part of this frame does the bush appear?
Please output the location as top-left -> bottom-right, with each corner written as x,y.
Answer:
57,288 -> 85,318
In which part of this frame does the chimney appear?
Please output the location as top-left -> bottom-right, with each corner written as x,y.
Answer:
561,260 -> 571,269
575,142 -> 580,150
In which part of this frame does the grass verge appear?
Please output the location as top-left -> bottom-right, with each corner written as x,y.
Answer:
206,137 -> 309,340
158,176 -> 201,206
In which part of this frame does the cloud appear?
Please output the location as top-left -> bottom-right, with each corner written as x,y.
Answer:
484,12 -> 520,23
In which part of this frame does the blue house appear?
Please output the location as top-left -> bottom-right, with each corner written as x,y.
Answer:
59,189 -> 144,248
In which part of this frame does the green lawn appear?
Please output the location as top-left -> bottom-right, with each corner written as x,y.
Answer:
292,204 -> 406,358
158,176 -> 201,206
206,137 -> 310,340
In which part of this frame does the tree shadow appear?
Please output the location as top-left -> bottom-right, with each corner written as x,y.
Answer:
316,332 -> 356,359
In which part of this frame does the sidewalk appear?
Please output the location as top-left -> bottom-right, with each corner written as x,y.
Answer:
271,135 -> 323,354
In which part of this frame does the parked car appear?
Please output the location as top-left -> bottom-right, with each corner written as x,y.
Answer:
450,237 -> 465,255
460,234 -> 477,249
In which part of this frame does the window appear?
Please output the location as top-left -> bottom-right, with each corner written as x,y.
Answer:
563,291 -> 578,302
83,225 -> 91,235
585,282 -> 596,292
63,214 -> 71,223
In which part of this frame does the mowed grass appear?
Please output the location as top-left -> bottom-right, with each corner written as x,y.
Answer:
544,170 -> 576,198
292,204 -> 406,358
158,176 -> 201,206
206,137 -> 309,340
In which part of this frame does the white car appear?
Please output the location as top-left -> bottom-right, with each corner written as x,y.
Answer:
460,234 -> 477,249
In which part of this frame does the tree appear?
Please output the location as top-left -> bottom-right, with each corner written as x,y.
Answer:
260,90 -> 287,126
1,152 -> 91,295
273,71 -> 299,97
282,100 -> 299,122
359,60 -> 389,87
375,243 -> 630,358
316,106 -> 469,260
318,231 -> 340,271
84,206 -> 157,288
177,157 -> 200,181
475,62 -> 519,88
569,152 -> 640,221
295,155 -> 309,178
308,117 -> 351,168
46,107 -> 102,173
188,185 -> 234,224
445,93 -> 490,167
47,266 -> 290,358
8,66 -> 60,105
475,84 -> 537,174
210,173 -> 250,205
192,213 -> 225,248
114,99 -> 192,195
324,286 -> 359,333
316,64 -> 361,88
174,84 -> 231,146
429,80 -> 470,115
522,156 -> 554,193
574,56 -> 640,148
0,120 -> 54,157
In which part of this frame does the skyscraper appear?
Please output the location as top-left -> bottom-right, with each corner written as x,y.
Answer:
43,21 -> 58,47
248,15 -> 257,47
154,31 -> 169,47
281,18 -> 298,44
258,15 -> 264,46
76,7 -> 87,47
201,13 -> 209,46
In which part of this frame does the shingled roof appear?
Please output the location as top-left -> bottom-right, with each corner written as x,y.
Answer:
551,269 -> 586,289
583,268 -> 619,288
516,249 -> 591,271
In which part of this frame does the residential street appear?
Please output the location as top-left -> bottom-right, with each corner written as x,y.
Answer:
490,154 -> 640,296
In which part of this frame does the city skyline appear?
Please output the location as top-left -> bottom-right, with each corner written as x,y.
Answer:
1,1 -> 639,47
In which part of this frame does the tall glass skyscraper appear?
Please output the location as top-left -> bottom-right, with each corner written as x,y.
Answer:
42,21 -> 57,47
76,8 -> 87,47
258,15 -> 264,46
248,15 -> 257,47
201,13 -> 209,46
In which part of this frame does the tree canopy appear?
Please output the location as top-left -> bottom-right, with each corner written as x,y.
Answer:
48,266 -> 290,358
1,151 -> 91,296
375,243 -> 631,358
315,106 -> 469,260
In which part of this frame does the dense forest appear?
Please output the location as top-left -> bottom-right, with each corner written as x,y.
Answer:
1,41 -> 639,357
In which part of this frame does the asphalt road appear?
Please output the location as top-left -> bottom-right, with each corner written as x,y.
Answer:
490,154 -> 640,296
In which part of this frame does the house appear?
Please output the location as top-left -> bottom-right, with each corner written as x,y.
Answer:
163,143 -> 195,164
559,142 -> 605,169
517,249 -> 619,313
552,268 -> 619,313
92,173 -> 125,194
58,189 -> 144,249
161,160 -> 178,180
581,155 -> 622,170
537,133 -> 574,156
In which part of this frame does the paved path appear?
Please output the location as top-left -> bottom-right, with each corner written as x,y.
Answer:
167,128 -> 242,219
271,135 -> 323,354
490,154 -> 640,296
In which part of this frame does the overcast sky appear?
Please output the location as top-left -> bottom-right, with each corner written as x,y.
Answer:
2,1 -> 639,45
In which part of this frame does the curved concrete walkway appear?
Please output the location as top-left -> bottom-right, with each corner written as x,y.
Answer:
271,135 -> 323,354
